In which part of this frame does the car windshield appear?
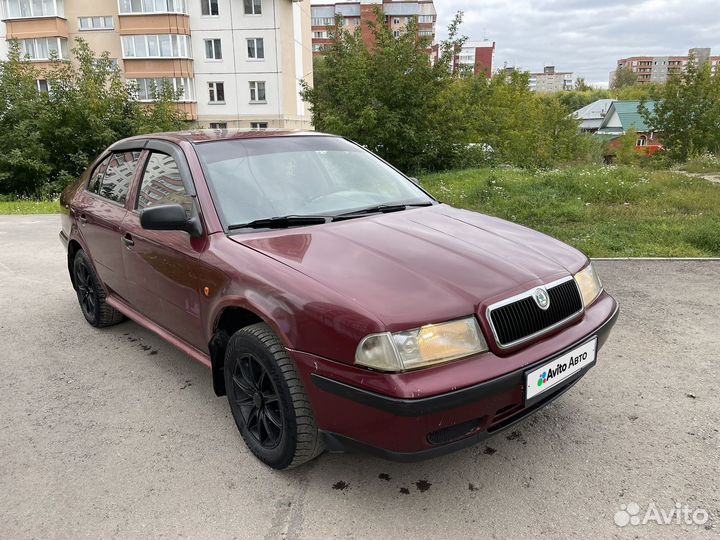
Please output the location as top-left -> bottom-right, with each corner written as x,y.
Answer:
194,136 -> 434,229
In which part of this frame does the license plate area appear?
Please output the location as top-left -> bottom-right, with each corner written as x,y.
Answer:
524,337 -> 597,405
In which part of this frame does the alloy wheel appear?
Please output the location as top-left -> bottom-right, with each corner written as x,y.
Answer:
75,260 -> 97,318
231,354 -> 283,449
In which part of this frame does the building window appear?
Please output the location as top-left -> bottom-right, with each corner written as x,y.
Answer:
313,31 -> 327,39
208,82 -> 225,103
78,16 -> 113,31
419,30 -> 432,37
311,16 -> 334,26
118,0 -> 187,14
121,34 -> 192,59
246,38 -> 264,59
418,15 -> 433,23
393,17 -> 400,24
201,0 -> 218,16
243,0 -> 261,15
637,135 -> 647,147
130,77 -> 195,102
209,122 -> 227,129
250,122 -> 268,130
2,0 -> 64,18
19,37 -> 69,61
36,79 -> 49,92
393,30 -> 400,38
204,38 -> 222,60
249,81 -> 266,103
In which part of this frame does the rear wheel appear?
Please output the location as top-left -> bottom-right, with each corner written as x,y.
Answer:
72,250 -> 125,327
224,323 -> 324,469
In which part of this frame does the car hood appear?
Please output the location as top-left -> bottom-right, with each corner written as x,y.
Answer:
231,204 -> 587,331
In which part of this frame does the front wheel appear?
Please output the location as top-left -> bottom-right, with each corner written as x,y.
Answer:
224,323 -> 324,469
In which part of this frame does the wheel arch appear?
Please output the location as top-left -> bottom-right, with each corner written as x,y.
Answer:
209,301 -> 291,397
67,239 -> 83,289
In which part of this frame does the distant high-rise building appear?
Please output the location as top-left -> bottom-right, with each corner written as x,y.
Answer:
310,0 -> 437,54
454,40 -> 495,77
612,48 -> 719,85
529,66 -> 573,92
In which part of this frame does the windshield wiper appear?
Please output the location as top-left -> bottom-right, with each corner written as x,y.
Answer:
228,215 -> 331,231
335,202 -> 434,219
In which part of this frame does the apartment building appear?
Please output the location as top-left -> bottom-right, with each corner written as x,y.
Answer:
0,0 -> 313,129
613,48 -> 720,85
528,65 -> 573,92
453,40 -> 495,77
310,0 -> 436,54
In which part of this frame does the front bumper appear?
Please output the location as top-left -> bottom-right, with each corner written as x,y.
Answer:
291,292 -> 618,460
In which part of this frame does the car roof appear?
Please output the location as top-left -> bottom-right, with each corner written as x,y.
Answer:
115,129 -> 335,146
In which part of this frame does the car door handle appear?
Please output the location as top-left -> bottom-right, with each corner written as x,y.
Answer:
78,214 -> 87,225
122,234 -> 134,248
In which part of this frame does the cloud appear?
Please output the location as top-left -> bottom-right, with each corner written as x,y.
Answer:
435,0 -> 720,84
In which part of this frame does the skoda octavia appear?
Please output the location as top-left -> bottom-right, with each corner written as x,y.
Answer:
60,130 -> 618,469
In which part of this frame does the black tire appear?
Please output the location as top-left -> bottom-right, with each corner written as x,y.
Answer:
72,250 -> 125,328
224,323 -> 324,469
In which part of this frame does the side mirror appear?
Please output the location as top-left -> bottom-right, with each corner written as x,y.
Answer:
140,204 -> 201,237
408,177 -> 421,186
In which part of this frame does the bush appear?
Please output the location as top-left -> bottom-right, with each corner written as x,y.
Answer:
0,38 -> 190,197
678,152 -> 720,174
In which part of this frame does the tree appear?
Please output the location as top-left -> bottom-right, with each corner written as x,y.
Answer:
0,37 -> 189,196
611,66 -> 638,89
574,77 -> 591,92
302,11 -> 587,172
641,56 -> 720,161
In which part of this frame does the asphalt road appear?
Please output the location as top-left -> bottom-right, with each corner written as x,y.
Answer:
1,215 -> 719,539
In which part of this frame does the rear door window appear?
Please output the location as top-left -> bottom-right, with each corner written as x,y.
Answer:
136,152 -> 194,217
97,151 -> 141,205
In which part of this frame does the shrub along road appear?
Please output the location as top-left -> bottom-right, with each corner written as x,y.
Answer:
1,215 -> 719,539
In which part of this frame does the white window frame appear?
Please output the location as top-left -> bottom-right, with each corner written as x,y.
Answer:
249,81 -> 266,103
204,38 -> 222,61
200,0 -> 219,16
129,77 -> 195,102
209,122 -> 227,129
121,34 -> 192,59
208,81 -> 225,104
118,0 -> 187,15
246,37 -> 264,60
2,0 -> 64,18
78,16 -> 114,31
19,37 -> 69,60
250,122 -> 268,130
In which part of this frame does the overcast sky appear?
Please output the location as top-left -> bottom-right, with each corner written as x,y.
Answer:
434,0 -> 720,87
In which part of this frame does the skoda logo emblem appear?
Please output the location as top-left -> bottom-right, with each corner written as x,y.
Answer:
533,288 -> 550,310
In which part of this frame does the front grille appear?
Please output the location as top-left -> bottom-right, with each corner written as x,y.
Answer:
488,278 -> 583,348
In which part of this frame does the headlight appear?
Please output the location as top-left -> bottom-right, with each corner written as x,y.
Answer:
355,317 -> 488,372
574,263 -> 603,308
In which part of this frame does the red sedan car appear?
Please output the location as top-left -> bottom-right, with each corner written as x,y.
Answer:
60,130 -> 618,469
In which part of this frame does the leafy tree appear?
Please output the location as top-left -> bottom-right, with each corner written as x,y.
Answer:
0,38 -> 189,197
302,11 -> 586,172
574,77 -> 591,92
641,57 -> 720,161
611,66 -> 637,89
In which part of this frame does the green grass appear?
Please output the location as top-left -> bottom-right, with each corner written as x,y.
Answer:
419,165 -> 720,257
678,153 -> 720,175
0,199 -> 61,214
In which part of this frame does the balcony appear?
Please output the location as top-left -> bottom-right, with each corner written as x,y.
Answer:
118,13 -> 190,35
124,58 -> 193,79
4,17 -> 68,40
